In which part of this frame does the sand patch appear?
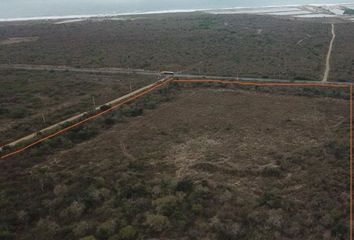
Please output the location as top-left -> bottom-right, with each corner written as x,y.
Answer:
0,37 -> 39,45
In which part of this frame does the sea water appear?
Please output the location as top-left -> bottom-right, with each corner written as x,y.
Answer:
0,0 -> 353,20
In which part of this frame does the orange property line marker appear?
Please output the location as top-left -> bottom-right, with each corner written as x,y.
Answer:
176,80 -> 352,239
0,79 -> 350,160
0,80 -> 169,159
0,78 -> 352,238
173,79 -> 349,88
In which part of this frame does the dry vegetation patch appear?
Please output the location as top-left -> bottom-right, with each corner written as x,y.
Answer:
0,13 -> 332,81
0,86 -> 349,240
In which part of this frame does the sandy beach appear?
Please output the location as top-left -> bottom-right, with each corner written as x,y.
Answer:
1,3 -> 354,22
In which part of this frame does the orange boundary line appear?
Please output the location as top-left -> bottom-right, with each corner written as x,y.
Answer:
0,78 -> 352,238
173,79 -> 348,88
176,80 -> 352,237
177,79 -> 352,238
0,80 -> 169,159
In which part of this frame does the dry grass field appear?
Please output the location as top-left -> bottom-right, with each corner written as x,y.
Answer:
0,85 -> 349,240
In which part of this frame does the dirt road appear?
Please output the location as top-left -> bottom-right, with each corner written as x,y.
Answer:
0,76 -> 172,158
0,64 -> 158,76
322,24 -> 336,82
0,64 -> 349,85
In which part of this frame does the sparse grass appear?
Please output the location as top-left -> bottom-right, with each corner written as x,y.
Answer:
0,86 -> 349,240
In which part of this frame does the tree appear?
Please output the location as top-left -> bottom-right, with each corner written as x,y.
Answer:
34,218 -> 60,240
144,214 -> 170,233
96,219 -> 116,239
118,225 -> 137,240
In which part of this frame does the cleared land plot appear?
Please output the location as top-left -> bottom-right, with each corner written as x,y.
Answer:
0,13 -> 331,81
0,87 -> 349,240
0,70 -> 156,144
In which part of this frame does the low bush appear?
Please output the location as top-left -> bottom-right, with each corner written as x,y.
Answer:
117,225 -> 137,240
144,214 -> 170,233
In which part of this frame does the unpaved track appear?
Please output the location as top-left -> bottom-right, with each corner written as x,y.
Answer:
0,77 -> 172,157
0,64 -> 159,76
322,24 -> 336,82
1,63 -> 349,85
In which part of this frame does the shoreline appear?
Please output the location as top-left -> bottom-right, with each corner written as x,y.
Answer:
0,3 -> 354,22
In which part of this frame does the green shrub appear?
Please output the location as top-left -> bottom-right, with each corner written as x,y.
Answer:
0,229 -> 13,240
104,118 -> 115,125
257,191 -> 282,208
96,219 -> 116,239
144,214 -> 170,233
53,184 -> 68,197
130,107 -> 143,117
73,221 -> 91,237
153,195 -> 179,216
100,104 -> 112,111
175,178 -> 194,193
0,107 -> 9,115
118,225 -> 137,240
34,218 -> 60,240
261,164 -> 282,177
9,108 -> 30,119
80,236 -> 96,240
191,203 -> 203,214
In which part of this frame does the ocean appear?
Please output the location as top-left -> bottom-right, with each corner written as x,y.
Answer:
0,0 -> 353,20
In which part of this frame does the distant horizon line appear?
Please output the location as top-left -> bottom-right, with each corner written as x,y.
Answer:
0,2 -> 353,22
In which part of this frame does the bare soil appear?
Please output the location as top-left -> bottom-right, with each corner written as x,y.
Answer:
0,37 -> 39,45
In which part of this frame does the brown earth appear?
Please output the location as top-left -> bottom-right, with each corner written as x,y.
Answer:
0,37 -> 39,45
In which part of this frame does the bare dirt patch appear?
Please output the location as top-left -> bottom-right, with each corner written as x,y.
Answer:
0,36 -> 39,45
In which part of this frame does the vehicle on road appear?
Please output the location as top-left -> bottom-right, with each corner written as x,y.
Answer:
160,71 -> 174,76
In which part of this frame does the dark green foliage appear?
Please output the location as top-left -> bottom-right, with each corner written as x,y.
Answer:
68,126 -> 98,143
130,107 -> 143,117
0,229 -> 14,240
104,118 -> 115,125
100,104 -> 112,111
325,140 -> 347,160
257,191 -> 282,208
0,107 -> 10,116
96,220 -> 116,240
117,225 -> 137,240
175,178 -> 194,193
115,180 -> 150,200
198,18 -> 217,29
9,108 -> 30,119
344,8 -> 354,15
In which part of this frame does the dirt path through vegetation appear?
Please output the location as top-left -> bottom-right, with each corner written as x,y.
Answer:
322,24 -> 336,82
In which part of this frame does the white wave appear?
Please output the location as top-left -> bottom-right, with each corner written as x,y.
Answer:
1,3 -> 353,22
0,9 -> 207,22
